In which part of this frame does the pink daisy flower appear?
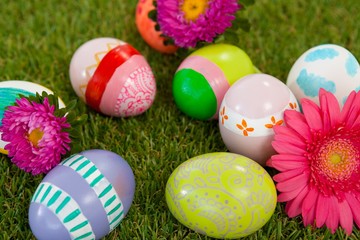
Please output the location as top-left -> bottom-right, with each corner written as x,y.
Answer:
267,88 -> 360,234
1,97 -> 71,175
157,0 -> 240,48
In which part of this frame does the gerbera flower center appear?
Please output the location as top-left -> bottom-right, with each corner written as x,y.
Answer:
28,128 -> 44,147
314,137 -> 359,181
181,0 -> 209,22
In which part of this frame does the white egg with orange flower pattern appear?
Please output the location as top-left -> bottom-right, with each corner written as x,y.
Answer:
219,74 -> 300,166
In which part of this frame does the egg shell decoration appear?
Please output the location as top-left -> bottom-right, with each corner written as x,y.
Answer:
166,152 -> 277,239
29,149 -> 135,240
135,0 -> 178,54
287,43 -> 360,105
173,44 -> 257,120
0,80 -> 65,155
219,74 -> 300,166
69,37 -> 156,117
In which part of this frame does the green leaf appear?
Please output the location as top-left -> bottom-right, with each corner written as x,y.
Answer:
224,30 -> 240,45
232,17 -> 251,32
148,9 -> 157,22
239,0 -> 255,6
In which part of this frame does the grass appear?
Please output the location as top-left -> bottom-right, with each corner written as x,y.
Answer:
0,0 -> 360,239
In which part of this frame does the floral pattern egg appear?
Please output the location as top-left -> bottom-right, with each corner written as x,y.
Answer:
69,37 -> 156,117
0,80 -> 65,155
29,149 -> 135,240
219,74 -> 300,166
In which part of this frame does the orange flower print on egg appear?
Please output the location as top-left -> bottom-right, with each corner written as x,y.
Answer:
289,102 -> 297,109
265,116 -> 284,129
236,119 -> 254,136
220,106 -> 228,125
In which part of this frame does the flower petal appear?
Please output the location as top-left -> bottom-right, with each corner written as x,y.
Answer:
340,90 -> 356,122
273,124 -> 306,141
301,98 -> 323,131
325,195 -> 339,234
345,193 -> 360,228
284,110 -> 311,140
272,141 -> 307,155
319,88 -> 340,128
273,168 -> 306,182
285,185 -> 310,217
276,171 -> 309,193
274,133 -> 306,148
315,194 -> 329,228
302,187 -> 319,216
271,159 -> 308,171
338,200 -> 353,235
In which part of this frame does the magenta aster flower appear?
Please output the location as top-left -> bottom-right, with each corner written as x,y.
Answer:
157,0 -> 240,48
1,97 -> 71,175
267,89 -> 360,234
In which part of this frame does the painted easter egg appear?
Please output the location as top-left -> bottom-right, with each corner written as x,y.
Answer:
135,0 -> 178,54
287,43 -> 360,105
219,74 -> 300,166
29,149 -> 135,240
0,80 -> 65,155
166,152 -> 277,239
69,37 -> 156,117
173,44 -> 257,120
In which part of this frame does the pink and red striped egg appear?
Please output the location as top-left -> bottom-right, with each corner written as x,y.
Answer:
69,38 -> 156,117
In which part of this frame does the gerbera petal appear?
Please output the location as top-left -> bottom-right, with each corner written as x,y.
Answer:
345,193 -> 360,228
276,171 -> 309,193
338,200 -> 353,235
315,194 -> 329,228
302,187 -> 319,214
319,88 -> 341,128
340,90 -> 356,122
273,125 -> 306,141
272,140 -> 307,155
284,110 -> 311,140
274,133 -> 306,148
273,168 -> 306,182
285,185 -> 310,217
325,195 -> 339,234
301,98 -> 323,131
271,159 -> 308,171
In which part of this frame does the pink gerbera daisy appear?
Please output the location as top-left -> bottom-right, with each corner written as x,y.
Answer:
157,0 -> 240,48
1,97 -> 71,175
267,89 -> 360,234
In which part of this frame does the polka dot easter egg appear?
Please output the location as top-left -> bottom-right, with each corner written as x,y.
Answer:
29,149 -> 135,240
287,44 -> 360,105
173,44 -> 257,120
0,80 -> 65,155
69,37 -> 156,117
165,152 -> 277,239
219,74 -> 300,166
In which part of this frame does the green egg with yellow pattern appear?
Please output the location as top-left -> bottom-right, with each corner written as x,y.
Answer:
165,152 -> 277,239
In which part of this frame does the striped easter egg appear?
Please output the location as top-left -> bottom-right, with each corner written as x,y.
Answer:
69,37 -> 156,117
29,149 -> 135,240
172,44 -> 257,120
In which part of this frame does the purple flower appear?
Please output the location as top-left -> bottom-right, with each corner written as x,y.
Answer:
157,0 -> 240,48
0,97 -> 71,175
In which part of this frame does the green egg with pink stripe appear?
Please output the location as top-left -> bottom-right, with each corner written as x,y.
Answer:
29,149 -> 135,240
172,44 -> 258,120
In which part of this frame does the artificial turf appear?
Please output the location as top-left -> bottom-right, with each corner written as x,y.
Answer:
0,0 -> 360,239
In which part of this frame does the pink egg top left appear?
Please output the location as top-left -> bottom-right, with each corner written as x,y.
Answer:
69,37 -> 156,117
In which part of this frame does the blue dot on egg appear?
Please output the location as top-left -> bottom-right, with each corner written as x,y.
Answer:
296,69 -> 336,97
345,53 -> 359,77
305,47 -> 339,62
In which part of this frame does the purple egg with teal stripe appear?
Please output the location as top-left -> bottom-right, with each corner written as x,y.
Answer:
172,44 -> 257,120
29,149 -> 135,240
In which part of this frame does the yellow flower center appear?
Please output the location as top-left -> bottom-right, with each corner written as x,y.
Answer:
181,0 -> 209,22
316,138 -> 359,181
28,128 -> 44,147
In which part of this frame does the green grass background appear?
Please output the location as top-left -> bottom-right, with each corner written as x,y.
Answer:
0,0 -> 359,239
